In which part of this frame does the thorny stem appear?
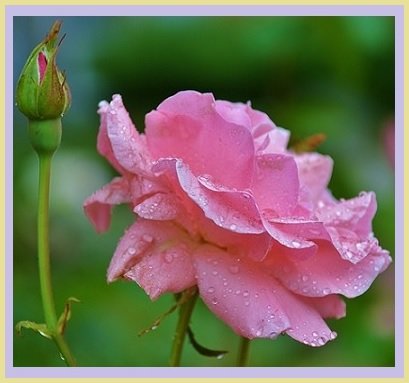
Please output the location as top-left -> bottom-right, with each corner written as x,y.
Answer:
169,287 -> 198,366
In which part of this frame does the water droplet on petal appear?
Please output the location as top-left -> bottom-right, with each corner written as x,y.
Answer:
312,331 -> 319,338
164,253 -> 173,263
269,331 -> 278,339
302,275 -> 309,282
142,234 -> 153,243
317,336 -> 326,346
323,287 -> 331,294
208,287 -> 215,294
229,265 -> 240,274
230,223 -> 237,230
211,297 -> 218,305
329,331 -> 337,340
128,247 -> 136,255
242,290 -> 249,297
292,240 -> 301,248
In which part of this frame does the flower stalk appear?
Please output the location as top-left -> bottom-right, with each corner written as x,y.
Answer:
169,287 -> 198,366
16,20 -> 76,366
237,336 -> 250,367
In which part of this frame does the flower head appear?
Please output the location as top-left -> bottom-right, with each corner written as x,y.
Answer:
16,20 -> 71,121
84,91 -> 391,347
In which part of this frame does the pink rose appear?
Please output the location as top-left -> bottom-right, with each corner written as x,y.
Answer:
84,91 -> 391,347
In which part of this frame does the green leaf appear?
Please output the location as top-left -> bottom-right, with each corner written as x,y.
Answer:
187,326 -> 228,359
15,320 -> 52,339
57,296 -> 80,335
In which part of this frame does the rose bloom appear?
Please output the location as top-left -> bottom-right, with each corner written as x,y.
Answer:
84,91 -> 391,347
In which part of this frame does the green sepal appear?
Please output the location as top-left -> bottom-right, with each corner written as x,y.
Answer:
57,297 -> 80,335
15,320 -> 52,339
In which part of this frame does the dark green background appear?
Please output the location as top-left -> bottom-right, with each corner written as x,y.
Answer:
13,16 -> 395,366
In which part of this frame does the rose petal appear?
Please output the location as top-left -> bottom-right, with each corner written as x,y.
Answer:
97,101 -> 125,174
105,94 -> 152,175
133,192 -> 181,221
175,160 -> 264,234
107,219 -> 196,299
268,240 -> 392,298
194,245 -> 291,339
83,177 -> 131,233
145,90 -> 255,190
252,154 -> 299,216
295,153 -> 333,203
300,295 -> 346,319
271,285 -> 336,346
318,192 -> 378,262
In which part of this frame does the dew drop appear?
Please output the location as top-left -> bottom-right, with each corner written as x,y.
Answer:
345,250 -> 353,259
208,287 -> 215,294
323,287 -> 331,294
244,301 -> 250,306
211,297 -> 218,305
317,336 -> 326,346
142,234 -> 153,243
128,247 -> 136,255
235,289 -> 241,295
212,270 -> 219,276
312,331 -> 319,338
329,331 -> 337,340
164,253 -> 173,263
269,331 -> 278,339
229,265 -> 240,274
255,330 -> 262,337
230,223 -> 237,231
301,275 -> 309,282
242,290 -> 249,297
291,240 -> 301,248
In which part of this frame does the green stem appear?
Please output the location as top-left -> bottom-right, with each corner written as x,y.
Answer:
37,153 -> 76,366
169,288 -> 198,366
237,336 -> 250,367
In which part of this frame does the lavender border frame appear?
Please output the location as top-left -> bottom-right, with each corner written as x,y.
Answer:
5,4 -> 404,379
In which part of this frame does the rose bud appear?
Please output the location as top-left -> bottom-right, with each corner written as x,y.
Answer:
16,20 -> 70,121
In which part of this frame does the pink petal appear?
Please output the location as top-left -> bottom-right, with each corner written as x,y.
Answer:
107,219 -> 196,299
317,192 -> 378,263
174,159 -> 264,234
83,177 -> 131,233
295,153 -> 333,203
300,295 -> 346,319
267,240 -> 392,298
318,191 -> 377,235
252,154 -> 299,216
104,94 -> 152,175
97,101 -> 125,174
270,284 -> 337,346
258,128 -> 290,154
133,192 -> 181,221
193,245 -> 291,339
194,246 -> 337,346
145,91 -> 255,190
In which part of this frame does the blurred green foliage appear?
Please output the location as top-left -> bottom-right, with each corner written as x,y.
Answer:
13,16 -> 394,367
